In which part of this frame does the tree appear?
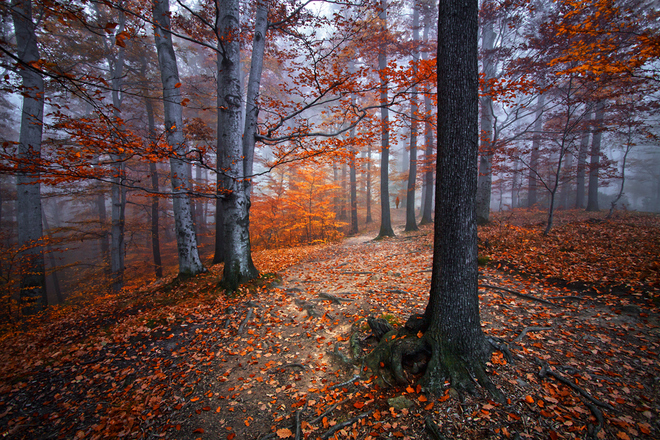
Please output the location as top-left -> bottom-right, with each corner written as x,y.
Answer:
152,0 -> 205,277
12,0 -> 46,313
475,0 -> 497,225
419,0 -> 494,392
404,0 -> 419,233
586,100 -> 605,212
376,0 -> 395,238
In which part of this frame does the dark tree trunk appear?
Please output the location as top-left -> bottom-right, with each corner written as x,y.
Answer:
586,101 -> 605,212
419,13 -> 434,226
420,0 -> 492,393
377,0 -> 395,238
527,95 -> 544,208
12,0 -> 47,314
575,110 -> 591,209
366,145 -> 373,224
404,1 -> 420,232
145,97 -> 163,278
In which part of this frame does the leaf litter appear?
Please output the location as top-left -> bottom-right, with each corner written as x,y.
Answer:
0,210 -> 658,440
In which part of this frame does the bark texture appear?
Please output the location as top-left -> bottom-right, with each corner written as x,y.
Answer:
527,95 -> 544,208
404,1 -> 420,233
153,0 -> 204,276
377,0 -> 395,238
575,110 -> 591,209
586,101 -> 605,212
421,0 -> 490,392
12,0 -> 47,314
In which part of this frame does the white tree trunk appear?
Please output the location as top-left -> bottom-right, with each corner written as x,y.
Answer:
475,13 -> 496,224
12,0 -> 46,313
153,0 -> 204,276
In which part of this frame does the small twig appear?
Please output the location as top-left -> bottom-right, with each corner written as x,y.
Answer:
330,374 -> 360,390
513,326 -> 552,343
385,289 -> 409,295
479,284 -> 560,307
320,412 -> 370,439
413,269 -> 433,274
238,308 -> 254,334
340,271 -> 374,275
539,364 -> 615,411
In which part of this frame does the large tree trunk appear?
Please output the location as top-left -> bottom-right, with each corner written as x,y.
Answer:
586,101 -> 605,212
421,0 -> 492,393
475,13 -> 496,225
377,0 -> 395,238
575,110 -> 591,209
527,95 -> 544,208
145,97 -> 163,278
153,0 -> 205,277
404,1 -> 420,232
217,0 -> 267,290
419,16 -> 434,226
12,0 -> 47,314
348,63 -> 359,235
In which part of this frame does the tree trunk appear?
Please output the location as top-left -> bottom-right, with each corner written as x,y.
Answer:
404,1 -> 420,232
559,149 -> 573,209
153,0 -> 205,277
366,145 -> 373,223
145,97 -> 163,278
475,13 -> 496,225
95,187 -> 109,268
421,0 -> 492,393
586,101 -> 605,212
419,16 -> 434,226
527,95 -> 544,208
12,0 -> 47,314
575,110 -> 591,209
377,0 -> 395,238
349,62 -> 359,235
217,0 -> 267,290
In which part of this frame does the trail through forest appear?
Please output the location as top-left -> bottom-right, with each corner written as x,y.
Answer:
0,209 -> 658,440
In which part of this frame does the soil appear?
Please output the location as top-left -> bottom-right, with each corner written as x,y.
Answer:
0,209 -> 658,440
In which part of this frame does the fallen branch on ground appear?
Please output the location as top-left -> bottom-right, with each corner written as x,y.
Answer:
238,308 -> 254,334
539,363 -> 615,411
320,412 -> 371,440
318,292 -> 354,303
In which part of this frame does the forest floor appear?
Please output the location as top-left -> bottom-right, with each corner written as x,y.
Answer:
0,208 -> 659,440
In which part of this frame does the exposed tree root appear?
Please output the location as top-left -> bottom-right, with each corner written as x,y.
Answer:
479,283 -> 561,307
513,326 -> 552,343
424,415 -> 449,440
320,412 -> 371,440
237,308 -> 254,334
539,363 -> 615,411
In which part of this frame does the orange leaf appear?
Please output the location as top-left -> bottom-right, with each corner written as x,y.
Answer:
191,397 -> 200,402
277,427 -> 293,438
525,395 -> 534,404
227,433 -> 236,440
405,386 -> 415,394
354,401 -> 365,409
193,428 -> 204,433
418,395 -> 428,402
175,82 -> 182,88
424,402 -> 434,410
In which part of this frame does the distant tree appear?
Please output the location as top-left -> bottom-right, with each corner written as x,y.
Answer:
12,0 -> 47,313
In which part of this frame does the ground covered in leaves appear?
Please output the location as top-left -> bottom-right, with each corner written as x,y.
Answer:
0,209 -> 658,440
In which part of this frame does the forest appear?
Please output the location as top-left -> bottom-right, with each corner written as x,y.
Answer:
0,0 -> 659,439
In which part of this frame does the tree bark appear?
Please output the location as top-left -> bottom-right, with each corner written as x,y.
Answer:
153,0 -> 205,277
216,0 -> 266,290
404,1 -> 420,232
421,0 -> 491,392
145,97 -> 163,278
366,145 -> 373,223
12,0 -> 47,314
475,13 -> 496,225
377,0 -> 395,238
586,101 -> 605,212
419,15 -> 434,226
575,110 -> 591,209
527,95 -> 544,208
